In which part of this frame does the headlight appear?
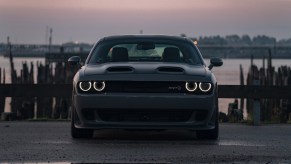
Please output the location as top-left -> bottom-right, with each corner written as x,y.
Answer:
93,81 -> 106,91
199,82 -> 212,92
185,82 -> 198,92
185,81 -> 212,93
79,81 -> 92,91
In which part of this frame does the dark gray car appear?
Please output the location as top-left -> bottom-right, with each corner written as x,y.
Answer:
68,35 -> 223,139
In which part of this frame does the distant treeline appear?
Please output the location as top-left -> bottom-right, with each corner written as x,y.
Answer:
181,34 -> 291,46
1,34 -> 291,58
1,34 -> 291,47
181,34 -> 291,58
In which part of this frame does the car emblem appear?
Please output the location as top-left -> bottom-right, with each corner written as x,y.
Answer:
168,86 -> 182,91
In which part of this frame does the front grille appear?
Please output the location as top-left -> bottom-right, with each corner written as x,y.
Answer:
97,109 -> 193,123
105,81 -> 185,93
82,109 -> 209,123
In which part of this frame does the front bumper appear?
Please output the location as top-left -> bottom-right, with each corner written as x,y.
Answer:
73,92 -> 217,130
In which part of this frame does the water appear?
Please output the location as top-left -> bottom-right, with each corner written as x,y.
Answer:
0,56 -> 45,83
1,56 -> 290,114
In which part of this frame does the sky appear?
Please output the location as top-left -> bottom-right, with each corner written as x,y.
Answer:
0,0 -> 291,44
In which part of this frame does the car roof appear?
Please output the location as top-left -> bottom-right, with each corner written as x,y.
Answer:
100,35 -> 192,43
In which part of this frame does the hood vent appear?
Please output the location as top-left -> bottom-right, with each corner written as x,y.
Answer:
106,66 -> 134,73
157,66 -> 184,74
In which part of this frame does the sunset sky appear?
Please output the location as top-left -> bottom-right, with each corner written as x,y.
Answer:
0,0 -> 291,44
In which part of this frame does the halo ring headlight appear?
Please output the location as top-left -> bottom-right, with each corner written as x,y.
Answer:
93,81 -> 106,91
79,81 -> 92,92
185,82 -> 198,92
199,82 -> 212,92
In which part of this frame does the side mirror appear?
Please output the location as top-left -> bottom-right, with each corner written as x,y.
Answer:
208,57 -> 223,70
68,56 -> 81,66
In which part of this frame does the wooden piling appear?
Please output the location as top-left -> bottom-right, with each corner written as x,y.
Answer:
36,63 -> 53,119
252,80 -> 260,126
245,50 -> 291,123
5,48 -> 84,120
8,42 -> 19,115
0,68 -> 5,114
239,64 -> 244,112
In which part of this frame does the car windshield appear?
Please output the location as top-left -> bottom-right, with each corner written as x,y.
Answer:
88,41 -> 203,65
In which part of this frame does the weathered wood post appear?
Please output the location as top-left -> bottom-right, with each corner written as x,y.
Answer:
36,63 -> 54,119
266,50 -> 274,121
0,68 -> 4,115
3,68 -> 5,84
7,37 -> 19,115
253,80 -> 260,126
36,63 -> 45,118
288,67 -> 291,123
239,64 -> 244,113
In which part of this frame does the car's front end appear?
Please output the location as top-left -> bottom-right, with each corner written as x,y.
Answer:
69,35 -> 222,139
73,64 -> 218,130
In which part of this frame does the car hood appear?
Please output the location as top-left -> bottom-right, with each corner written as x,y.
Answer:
83,63 -> 207,77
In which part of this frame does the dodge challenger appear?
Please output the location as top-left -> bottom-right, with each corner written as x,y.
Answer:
68,35 -> 223,139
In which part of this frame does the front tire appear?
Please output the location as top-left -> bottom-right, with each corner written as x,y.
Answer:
71,108 -> 94,139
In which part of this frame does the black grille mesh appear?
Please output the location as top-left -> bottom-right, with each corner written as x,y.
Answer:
105,81 -> 185,93
82,108 -> 209,123
97,109 -> 192,122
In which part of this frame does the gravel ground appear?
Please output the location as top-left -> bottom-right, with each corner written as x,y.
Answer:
0,122 -> 291,163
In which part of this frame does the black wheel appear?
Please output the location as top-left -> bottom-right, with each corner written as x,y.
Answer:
196,108 -> 219,140
71,108 -> 94,139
